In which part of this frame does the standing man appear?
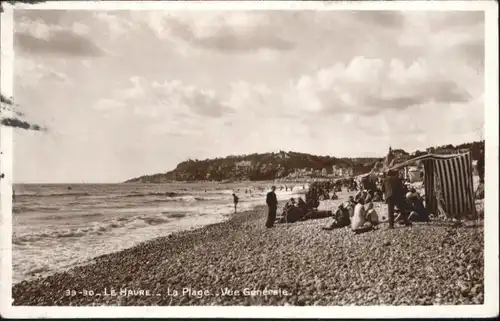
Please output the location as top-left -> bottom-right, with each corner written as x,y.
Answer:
384,169 -> 410,229
232,193 -> 239,213
266,186 -> 278,228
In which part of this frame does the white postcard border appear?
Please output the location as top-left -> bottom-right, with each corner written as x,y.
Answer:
0,1 -> 498,318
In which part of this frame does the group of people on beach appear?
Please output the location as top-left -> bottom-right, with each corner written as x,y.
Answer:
261,169 -> 429,232
229,171 -> 429,231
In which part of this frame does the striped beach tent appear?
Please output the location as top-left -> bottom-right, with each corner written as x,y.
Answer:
389,151 -> 475,218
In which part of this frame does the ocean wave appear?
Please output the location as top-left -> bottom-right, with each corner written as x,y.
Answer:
12,213 -> 175,244
13,206 -> 33,214
13,206 -> 62,214
162,212 -> 187,219
27,266 -> 50,275
123,192 -> 185,198
140,216 -> 171,225
75,212 -> 104,219
12,221 -> 125,244
193,196 -> 228,201
17,192 -> 91,198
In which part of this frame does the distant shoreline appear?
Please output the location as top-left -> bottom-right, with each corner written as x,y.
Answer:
122,178 -> 340,184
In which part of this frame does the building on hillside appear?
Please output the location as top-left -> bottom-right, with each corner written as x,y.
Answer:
332,164 -> 341,177
235,160 -> 252,168
331,164 -> 352,177
434,147 -> 455,154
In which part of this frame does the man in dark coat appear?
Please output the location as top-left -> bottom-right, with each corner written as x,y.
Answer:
384,170 -> 410,228
266,186 -> 278,228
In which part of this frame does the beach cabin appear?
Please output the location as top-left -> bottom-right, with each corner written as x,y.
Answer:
389,151 -> 475,219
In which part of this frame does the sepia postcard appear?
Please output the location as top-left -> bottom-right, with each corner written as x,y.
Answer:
0,0 -> 498,318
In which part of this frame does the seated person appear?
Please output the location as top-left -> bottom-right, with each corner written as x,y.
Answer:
307,198 -> 320,209
281,206 -> 307,223
365,202 -> 379,226
406,188 -> 429,222
330,191 -> 339,200
283,198 -> 296,211
405,188 -> 419,200
393,198 -> 413,226
354,190 -> 366,203
364,190 -> 373,203
351,200 -> 374,233
322,199 -> 354,230
402,182 -> 410,196
372,189 -> 383,202
319,191 -> 330,201
279,198 -> 307,224
297,197 -> 309,211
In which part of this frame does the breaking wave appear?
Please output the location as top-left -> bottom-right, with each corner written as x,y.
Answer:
12,213 -> 179,245
123,192 -> 186,198
162,212 -> 187,219
17,192 -> 91,198
13,206 -> 62,214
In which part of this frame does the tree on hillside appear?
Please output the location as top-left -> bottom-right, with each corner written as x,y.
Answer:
1,94 -> 42,131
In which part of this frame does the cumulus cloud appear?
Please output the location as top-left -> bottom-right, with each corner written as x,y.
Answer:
350,11 -> 406,28
11,9 -> 486,183
14,10 -> 104,57
283,56 -> 474,116
219,55 -> 476,120
127,11 -> 295,53
15,56 -> 70,86
91,11 -> 139,40
105,76 -> 234,120
15,30 -> 103,57
399,11 -> 484,66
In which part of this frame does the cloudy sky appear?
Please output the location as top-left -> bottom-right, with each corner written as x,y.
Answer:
12,9 -> 484,183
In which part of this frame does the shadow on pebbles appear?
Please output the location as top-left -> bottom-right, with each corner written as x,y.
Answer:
12,206 -> 484,306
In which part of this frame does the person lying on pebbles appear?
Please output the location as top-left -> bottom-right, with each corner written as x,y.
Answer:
277,196 -> 332,224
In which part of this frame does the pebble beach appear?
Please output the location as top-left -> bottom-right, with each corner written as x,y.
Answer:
12,201 -> 484,306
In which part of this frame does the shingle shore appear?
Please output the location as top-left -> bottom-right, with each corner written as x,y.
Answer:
12,204 -> 484,306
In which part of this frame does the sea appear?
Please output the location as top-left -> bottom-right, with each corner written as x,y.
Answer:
11,182 -> 308,284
